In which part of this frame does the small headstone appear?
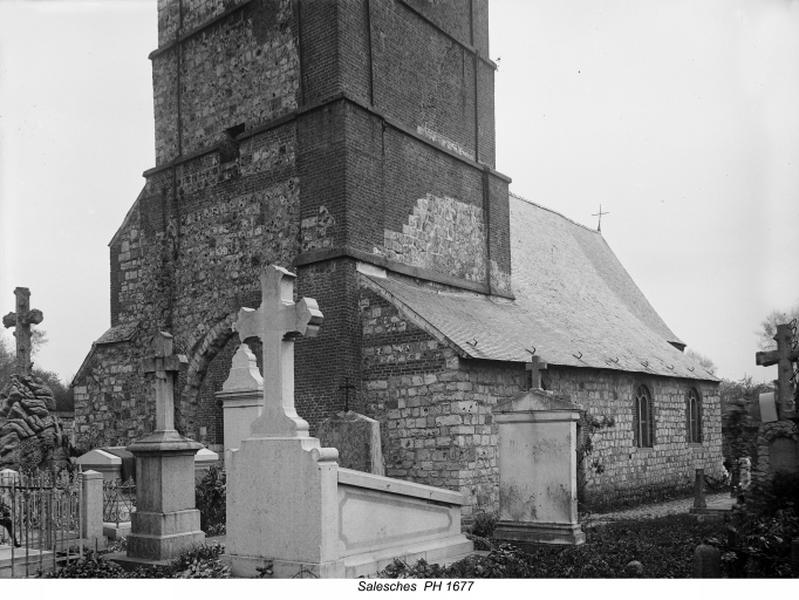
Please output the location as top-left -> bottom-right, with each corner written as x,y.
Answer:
693,468 -> 706,509
317,411 -> 384,476
693,544 -> 721,578
624,560 -> 644,577
758,392 -> 778,423
769,438 -> 799,474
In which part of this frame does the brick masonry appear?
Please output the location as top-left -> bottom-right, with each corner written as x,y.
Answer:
357,276 -> 723,515
70,0 -> 722,516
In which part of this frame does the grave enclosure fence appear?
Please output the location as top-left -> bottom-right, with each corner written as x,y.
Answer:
0,470 -> 89,577
102,477 -> 136,527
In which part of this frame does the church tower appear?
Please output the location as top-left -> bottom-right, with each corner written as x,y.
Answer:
75,0 -> 510,447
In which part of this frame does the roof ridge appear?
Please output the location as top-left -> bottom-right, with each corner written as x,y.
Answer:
509,191 -> 603,235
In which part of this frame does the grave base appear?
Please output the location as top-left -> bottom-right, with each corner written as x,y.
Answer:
495,520 -> 585,546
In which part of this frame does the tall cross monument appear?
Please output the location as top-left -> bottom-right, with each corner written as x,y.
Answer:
234,265 -> 323,438
2,287 -> 43,376
756,323 -> 799,419
126,331 -> 204,562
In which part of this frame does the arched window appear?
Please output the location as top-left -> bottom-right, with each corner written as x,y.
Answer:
633,384 -> 654,448
686,388 -> 702,444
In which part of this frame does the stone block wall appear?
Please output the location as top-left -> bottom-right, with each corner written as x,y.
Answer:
546,367 -> 724,509
358,280 -> 525,517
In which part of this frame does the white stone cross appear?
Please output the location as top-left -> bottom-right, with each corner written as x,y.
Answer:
234,265 -> 323,438
142,331 -> 188,432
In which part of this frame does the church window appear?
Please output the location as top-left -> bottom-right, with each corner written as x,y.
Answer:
633,384 -> 654,448
686,388 -> 702,444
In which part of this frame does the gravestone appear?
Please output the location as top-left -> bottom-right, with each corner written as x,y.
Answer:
0,287 -> 69,472
769,437 -> 799,474
493,383 -> 585,545
126,332 -> 204,562
317,411 -> 385,476
215,344 -> 263,453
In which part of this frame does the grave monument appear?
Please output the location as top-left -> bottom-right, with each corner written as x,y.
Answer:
0,287 -> 68,471
126,332 -> 204,562
227,265 -> 472,578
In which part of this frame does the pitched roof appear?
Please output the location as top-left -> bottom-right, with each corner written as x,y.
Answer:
362,194 -> 716,382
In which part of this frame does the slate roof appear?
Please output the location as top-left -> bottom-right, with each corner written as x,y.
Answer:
363,194 -> 717,382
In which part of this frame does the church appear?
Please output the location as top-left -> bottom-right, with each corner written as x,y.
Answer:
72,0 -> 723,513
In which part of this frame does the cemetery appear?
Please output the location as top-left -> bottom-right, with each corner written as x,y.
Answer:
2,0 -> 798,582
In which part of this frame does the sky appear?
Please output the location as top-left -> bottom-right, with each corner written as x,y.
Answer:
0,0 -> 797,384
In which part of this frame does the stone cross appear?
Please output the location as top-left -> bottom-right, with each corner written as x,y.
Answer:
142,331 -> 188,432
756,323 -> 799,419
526,354 -> 547,390
2,287 -> 43,376
234,265 -> 323,438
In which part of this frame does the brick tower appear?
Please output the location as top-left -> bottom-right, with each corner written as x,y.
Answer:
73,0 -> 510,449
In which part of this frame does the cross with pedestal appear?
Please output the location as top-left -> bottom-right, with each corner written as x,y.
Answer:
756,323 -> 799,419
141,331 -> 188,432
2,287 -> 43,376
526,354 -> 547,390
234,265 -> 323,438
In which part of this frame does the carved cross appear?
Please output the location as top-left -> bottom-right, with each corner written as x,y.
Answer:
756,323 -> 799,419
142,331 -> 188,432
526,354 -> 548,390
2,287 -> 43,376
234,265 -> 323,438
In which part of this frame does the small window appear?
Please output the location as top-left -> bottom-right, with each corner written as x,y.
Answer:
687,388 -> 702,444
633,384 -> 654,448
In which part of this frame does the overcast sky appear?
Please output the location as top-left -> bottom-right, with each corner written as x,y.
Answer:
1,0 -> 797,384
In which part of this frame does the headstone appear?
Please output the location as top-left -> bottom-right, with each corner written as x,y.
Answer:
693,544 -> 721,578
317,411 -> 385,476
758,392 -> 778,423
126,332 -> 204,562
216,344 -> 263,453
493,387 -> 585,545
769,438 -> 799,474
226,266 -> 342,577
693,468 -> 706,509
0,287 -> 68,472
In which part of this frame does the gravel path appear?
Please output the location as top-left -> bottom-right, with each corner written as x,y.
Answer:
582,492 -> 733,527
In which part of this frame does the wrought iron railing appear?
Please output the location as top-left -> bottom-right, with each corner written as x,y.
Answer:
0,469 -> 83,577
102,477 -> 136,526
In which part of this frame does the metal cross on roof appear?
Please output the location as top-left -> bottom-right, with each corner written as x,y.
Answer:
234,265 -> 323,438
592,204 -> 610,232
756,323 -> 799,419
2,287 -> 43,376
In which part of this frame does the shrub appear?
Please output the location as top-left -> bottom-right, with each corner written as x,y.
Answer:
717,474 -> 799,577
44,543 -> 230,579
196,465 -> 226,535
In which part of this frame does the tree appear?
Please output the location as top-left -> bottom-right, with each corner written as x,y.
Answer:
758,303 -> 799,351
685,349 -> 717,375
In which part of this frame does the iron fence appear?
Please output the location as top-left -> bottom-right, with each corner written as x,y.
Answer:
0,470 -> 84,577
102,477 -> 136,526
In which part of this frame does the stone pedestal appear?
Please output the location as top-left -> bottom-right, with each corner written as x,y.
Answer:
317,411 -> 385,476
493,388 -> 585,546
126,431 -> 205,561
228,436 -> 343,578
216,344 -> 263,453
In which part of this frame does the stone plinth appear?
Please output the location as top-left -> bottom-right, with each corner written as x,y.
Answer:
317,411 -> 385,476
493,388 -> 585,545
227,436 -> 343,577
126,430 -> 205,561
216,344 -> 263,453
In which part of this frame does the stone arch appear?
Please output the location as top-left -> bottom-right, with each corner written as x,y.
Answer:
178,312 -> 239,444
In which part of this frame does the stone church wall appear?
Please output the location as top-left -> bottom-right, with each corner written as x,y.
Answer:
547,367 -> 724,510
